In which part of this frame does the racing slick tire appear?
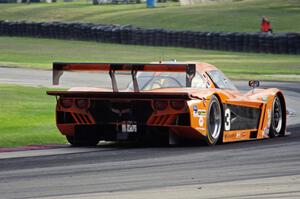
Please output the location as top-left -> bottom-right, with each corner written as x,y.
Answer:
269,95 -> 286,138
206,95 -> 223,145
66,135 -> 99,147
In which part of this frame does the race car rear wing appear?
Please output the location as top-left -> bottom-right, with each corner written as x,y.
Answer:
52,62 -> 196,92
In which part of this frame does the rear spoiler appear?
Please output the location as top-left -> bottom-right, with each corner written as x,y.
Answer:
52,62 -> 196,92
47,91 -> 192,99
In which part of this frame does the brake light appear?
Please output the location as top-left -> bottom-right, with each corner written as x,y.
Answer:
75,99 -> 89,109
154,100 -> 168,111
170,100 -> 185,110
60,98 -> 73,109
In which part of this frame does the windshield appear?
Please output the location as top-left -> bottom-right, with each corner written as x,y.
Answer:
207,70 -> 237,90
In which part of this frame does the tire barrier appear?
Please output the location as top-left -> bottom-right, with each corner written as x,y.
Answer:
0,20 -> 299,54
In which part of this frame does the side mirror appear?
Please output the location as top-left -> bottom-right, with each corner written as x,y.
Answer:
248,80 -> 260,88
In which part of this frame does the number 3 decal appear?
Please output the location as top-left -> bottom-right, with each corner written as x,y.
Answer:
224,108 -> 231,131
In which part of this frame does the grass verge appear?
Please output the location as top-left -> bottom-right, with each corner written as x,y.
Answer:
0,36 -> 300,81
0,84 -> 65,147
0,0 -> 300,32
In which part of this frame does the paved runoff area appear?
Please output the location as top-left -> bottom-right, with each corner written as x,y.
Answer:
0,67 -> 300,199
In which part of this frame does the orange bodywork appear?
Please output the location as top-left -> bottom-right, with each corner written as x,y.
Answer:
47,62 -> 286,144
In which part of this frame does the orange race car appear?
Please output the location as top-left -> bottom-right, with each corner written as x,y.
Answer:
47,62 -> 286,146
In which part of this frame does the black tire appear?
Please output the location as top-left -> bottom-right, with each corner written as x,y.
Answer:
206,95 -> 223,145
66,135 -> 99,147
269,95 -> 286,138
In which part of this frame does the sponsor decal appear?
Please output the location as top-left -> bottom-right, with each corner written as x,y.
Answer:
236,132 -> 247,138
193,105 -> 198,117
225,133 -> 236,140
198,109 -> 206,116
193,105 -> 206,118
199,116 -> 204,127
226,132 -> 247,140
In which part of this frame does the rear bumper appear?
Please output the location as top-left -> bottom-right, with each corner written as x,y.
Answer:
58,124 -> 169,141
57,124 -> 204,141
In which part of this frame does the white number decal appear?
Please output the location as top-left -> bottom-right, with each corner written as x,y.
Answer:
224,108 -> 231,131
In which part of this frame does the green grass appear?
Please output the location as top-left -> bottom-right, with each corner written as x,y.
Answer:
0,0 -> 300,32
1,36 -> 300,81
0,84 -> 65,147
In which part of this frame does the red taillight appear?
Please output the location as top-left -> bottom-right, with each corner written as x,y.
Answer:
60,98 -> 73,109
170,100 -> 185,110
154,100 -> 168,111
75,99 -> 89,109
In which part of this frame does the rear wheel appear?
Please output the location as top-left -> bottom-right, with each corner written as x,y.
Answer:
206,95 -> 223,145
269,95 -> 285,137
66,135 -> 99,147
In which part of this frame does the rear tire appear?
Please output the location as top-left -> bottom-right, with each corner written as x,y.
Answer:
269,95 -> 285,138
206,95 -> 223,145
66,135 -> 99,147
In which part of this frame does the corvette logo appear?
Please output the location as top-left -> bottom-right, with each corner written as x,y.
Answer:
111,108 -> 131,117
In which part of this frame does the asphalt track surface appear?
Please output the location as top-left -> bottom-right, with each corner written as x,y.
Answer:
0,67 -> 300,199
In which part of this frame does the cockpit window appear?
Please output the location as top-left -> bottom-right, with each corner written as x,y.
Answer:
142,75 -> 183,90
127,71 -> 207,90
191,72 -> 207,89
207,70 -> 237,90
